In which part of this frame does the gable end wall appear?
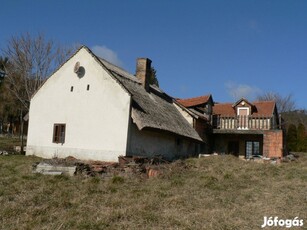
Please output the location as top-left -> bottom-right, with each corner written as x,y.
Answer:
26,48 -> 131,161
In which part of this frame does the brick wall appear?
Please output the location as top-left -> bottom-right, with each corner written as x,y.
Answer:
263,130 -> 283,158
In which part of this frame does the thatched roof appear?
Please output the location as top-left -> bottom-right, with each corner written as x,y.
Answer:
97,57 -> 202,142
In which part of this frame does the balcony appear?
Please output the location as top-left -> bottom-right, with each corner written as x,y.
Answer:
212,115 -> 281,131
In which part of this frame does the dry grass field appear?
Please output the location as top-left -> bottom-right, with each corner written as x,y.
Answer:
0,141 -> 306,229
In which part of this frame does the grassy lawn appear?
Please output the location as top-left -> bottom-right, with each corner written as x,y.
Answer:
0,152 -> 306,230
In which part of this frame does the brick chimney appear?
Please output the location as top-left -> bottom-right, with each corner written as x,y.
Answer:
136,58 -> 152,91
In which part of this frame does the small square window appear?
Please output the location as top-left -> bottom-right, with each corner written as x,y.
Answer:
53,124 -> 66,144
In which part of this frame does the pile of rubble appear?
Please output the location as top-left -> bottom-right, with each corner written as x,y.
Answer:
198,152 -> 300,164
245,153 -> 299,164
281,153 -> 300,162
33,155 -> 168,178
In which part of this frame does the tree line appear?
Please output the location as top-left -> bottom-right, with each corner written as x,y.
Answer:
287,123 -> 307,152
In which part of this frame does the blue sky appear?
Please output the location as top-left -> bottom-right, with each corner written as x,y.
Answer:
1,0 -> 307,109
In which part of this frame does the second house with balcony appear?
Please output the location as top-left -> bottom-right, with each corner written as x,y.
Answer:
212,98 -> 283,159
177,97 -> 284,159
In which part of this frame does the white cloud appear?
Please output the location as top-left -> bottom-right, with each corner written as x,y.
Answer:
91,45 -> 123,67
225,81 -> 262,100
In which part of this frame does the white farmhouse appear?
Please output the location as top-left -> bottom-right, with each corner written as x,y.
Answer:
26,46 -> 203,161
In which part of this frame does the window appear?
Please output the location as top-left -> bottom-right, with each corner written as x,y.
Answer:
237,107 -> 250,116
53,124 -> 66,144
246,141 -> 260,158
87,84 -> 90,91
70,86 -> 74,92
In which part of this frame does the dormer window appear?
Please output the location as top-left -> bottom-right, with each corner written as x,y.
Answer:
237,107 -> 250,116
233,98 -> 253,117
234,99 -> 253,130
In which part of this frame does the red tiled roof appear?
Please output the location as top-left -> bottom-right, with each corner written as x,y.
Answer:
213,101 -> 276,117
177,95 -> 211,107
252,101 -> 276,116
213,103 -> 235,116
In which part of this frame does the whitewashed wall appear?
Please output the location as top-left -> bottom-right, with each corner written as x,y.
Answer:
26,48 -> 131,161
127,123 -> 197,160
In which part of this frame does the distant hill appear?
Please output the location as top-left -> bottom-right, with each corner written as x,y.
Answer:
282,110 -> 307,129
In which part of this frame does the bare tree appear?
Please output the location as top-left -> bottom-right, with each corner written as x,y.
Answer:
2,33 -> 75,111
256,92 -> 296,113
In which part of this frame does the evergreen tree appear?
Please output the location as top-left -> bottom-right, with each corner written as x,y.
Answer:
297,123 -> 307,152
149,66 -> 159,87
286,124 -> 297,152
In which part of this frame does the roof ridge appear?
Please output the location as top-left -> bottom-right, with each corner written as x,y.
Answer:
253,100 -> 276,103
98,57 -> 140,83
178,94 -> 211,101
214,102 -> 233,105
215,100 -> 275,105
98,57 -> 130,74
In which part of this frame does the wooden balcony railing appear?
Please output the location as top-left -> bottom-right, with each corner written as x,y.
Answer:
212,115 -> 281,130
